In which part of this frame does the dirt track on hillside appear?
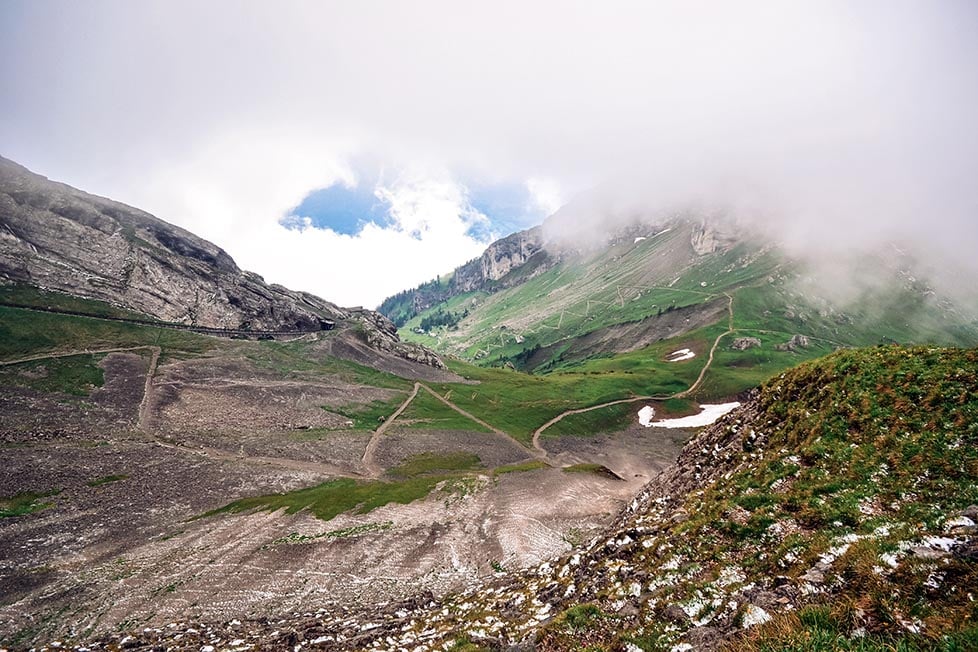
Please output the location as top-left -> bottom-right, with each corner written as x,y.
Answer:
0,344 -> 696,645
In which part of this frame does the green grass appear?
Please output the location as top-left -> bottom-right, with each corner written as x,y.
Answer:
493,459 -> 550,475
0,283 -> 157,321
265,521 -> 394,547
733,606 -> 978,651
325,396 -> 408,431
0,354 -> 106,396
0,490 -> 60,518
204,453 -> 483,523
202,476 -> 454,522
245,339 -> 413,391
694,330 -> 836,400
426,348 -> 712,443
653,345 -> 978,645
544,397 -> 698,437
0,305 -> 214,360
87,474 -> 128,487
395,390 -> 491,431
561,463 -> 622,480
387,452 -> 483,478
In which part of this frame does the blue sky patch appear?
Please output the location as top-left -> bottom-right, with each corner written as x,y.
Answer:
467,180 -> 545,235
284,171 -> 549,239
285,182 -> 389,235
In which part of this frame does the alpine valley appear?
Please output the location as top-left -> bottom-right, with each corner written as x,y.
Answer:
2,157 -> 977,652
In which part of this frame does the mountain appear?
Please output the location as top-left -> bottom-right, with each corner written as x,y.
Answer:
2,158 -> 976,650
380,209 -> 978,398
63,345 -> 978,650
0,155 -> 443,368
379,225 -> 548,326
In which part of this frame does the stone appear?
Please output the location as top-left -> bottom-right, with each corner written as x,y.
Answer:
731,337 -> 762,351
776,334 -> 810,352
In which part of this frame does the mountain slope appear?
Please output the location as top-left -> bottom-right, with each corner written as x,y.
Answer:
382,213 -> 978,398
0,155 -> 445,368
64,345 -> 978,650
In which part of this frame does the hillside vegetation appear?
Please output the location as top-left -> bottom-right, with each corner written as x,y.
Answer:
384,219 -> 978,406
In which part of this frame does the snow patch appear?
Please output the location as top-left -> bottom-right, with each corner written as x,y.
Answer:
634,236 -> 646,243
667,348 -> 696,362
944,516 -> 975,531
638,405 -> 656,427
741,604 -> 772,628
651,402 -> 741,429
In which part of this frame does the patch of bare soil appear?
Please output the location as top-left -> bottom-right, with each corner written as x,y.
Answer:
546,422 -> 694,483
0,346 -> 690,647
375,428 -> 531,471
319,332 -> 470,383
0,351 -> 151,444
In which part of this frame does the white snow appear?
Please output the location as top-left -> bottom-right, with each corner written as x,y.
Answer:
634,236 -> 646,243
638,405 -> 656,427
922,536 -> 960,551
944,516 -> 975,531
650,402 -> 741,429
741,604 -> 772,628
667,348 -> 696,362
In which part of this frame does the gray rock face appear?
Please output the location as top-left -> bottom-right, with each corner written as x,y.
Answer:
690,221 -> 736,255
480,226 -> 544,281
0,157 -> 343,330
776,334 -> 811,351
0,156 -> 444,366
454,226 -> 546,293
731,336 -> 762,351
352,309 -> 446,369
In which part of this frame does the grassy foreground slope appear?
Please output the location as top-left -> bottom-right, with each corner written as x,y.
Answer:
532,345 -> 978,650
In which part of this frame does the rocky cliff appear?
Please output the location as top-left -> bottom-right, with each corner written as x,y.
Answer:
380,225 -> 550,324
0,156 -> 445,366
0,157 -> 348,331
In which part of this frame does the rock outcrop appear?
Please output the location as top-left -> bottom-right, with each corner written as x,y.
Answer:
731,336 -> 762,350
454,226 -> 546,292
776,333 -> 810,351
690,220 -> 736,255
0,156 -> 443,367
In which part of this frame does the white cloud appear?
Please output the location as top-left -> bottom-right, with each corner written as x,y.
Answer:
2,0 -> 977,305
89,126 -> 492,308
526,178 -> 564,219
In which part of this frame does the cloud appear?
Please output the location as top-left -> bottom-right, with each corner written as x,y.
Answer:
1,0 -> 977,305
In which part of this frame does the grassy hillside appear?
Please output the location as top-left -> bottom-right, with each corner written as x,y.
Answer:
387,221 -> 978,416
529,345 -> 978,650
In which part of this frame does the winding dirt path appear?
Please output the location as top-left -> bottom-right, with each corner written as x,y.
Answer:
361,383 -> 422,477
417,383 -> 538,459
532,293 -> 737,456
0,345 -> 158,366
531,395 -> 659,456
152,438 -> 364,478
676,292 -> 734,398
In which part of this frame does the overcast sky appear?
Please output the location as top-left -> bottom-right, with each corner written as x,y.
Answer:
2,1 -> 977,307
